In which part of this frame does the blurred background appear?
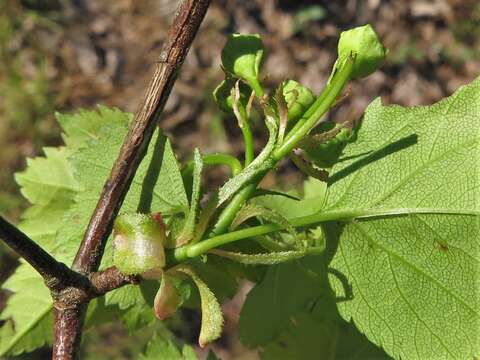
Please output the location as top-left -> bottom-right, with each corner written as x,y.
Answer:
0,0 -> 479,358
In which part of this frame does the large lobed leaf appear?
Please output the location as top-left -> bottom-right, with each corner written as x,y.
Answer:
323,78 -> 480,359
240,78 -> 479,359
0,107 -> 188,356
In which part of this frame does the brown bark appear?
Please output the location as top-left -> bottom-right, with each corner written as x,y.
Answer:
0,216 -> 74,292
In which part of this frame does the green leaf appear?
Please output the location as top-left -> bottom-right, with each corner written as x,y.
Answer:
238,249 -> 390,359
71,120 -> 187,220
175,266 -> 224,347
0,111 -> 86,356
323,78 -> 480,359
140,331 -> 197,360
0,262 -> 53,356
15,147 -> 81,207
191,257 -> 241,301
209,249 -> 307,265
1,107 -> 188,355
262,311 -> 390,360
104,284 -> 144,310
239,256 -> 325,347
254,177 -> 327,220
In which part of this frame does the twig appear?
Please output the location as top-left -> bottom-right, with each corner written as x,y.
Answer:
51,2 -> 211,359
72,0 -> 211,275
0,216 -> 73,291
89,266 -> 139,296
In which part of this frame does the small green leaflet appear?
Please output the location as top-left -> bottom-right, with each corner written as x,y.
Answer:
174,265 -> 224,348
209,248 -> 307,265
1,107 -> 189,356
322,78 -> 480,359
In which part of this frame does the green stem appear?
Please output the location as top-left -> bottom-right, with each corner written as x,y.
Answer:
200,62 -> 351,240
273,56 -> 354,160
207,182 -> 259,237
183,153 -> 242,177
250,79 -> 265,99
238,106 -> 254,166
169,208 -> 363,264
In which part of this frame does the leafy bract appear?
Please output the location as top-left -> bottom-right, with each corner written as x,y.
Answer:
322,78 -> 480,359
1,107 -> 188,356
175,266 -> 224,348
209,248 -> 307,265
177,148 -> 203,246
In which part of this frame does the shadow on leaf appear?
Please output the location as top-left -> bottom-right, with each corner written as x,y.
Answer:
328,133 -> 418,185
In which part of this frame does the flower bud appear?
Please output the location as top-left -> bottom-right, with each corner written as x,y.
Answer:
282,79 -> 316,124
221,34 -> 265,96
113,213 -> 166,277
337,24 -> 387,79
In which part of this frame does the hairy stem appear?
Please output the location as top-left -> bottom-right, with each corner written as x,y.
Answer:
207,181 -> 259,237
